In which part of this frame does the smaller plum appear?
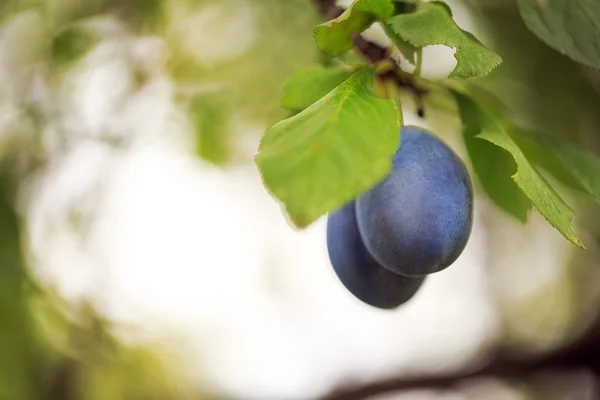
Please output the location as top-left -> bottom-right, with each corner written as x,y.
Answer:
327,202 -> 425,309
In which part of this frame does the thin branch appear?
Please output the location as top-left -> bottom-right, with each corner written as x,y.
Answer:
320,355 -> 597,400
312,0 -> 428,118
318,311 -> 600,400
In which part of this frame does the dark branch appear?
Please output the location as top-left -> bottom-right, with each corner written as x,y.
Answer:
317,311 -> 600,400
313,0 -> 344,19
320,355 -> 597,400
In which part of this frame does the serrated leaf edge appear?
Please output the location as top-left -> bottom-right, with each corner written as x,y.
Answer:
475,133 -> 585,249
255,68 -> 399,229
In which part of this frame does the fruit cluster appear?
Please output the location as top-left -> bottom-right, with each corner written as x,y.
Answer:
327,126 -> 474,309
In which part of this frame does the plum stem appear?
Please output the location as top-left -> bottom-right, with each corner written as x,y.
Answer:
414,48 -> 423,77
384,78 -> 403,127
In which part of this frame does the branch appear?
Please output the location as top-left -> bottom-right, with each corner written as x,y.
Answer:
312,0 -> 427,117
318,314 -> 600,400
321,356 -> 596,399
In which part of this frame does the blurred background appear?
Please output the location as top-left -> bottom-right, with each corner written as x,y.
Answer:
1,0 -> 600,399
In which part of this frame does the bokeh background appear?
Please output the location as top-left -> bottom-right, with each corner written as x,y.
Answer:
1,0 -> 600,399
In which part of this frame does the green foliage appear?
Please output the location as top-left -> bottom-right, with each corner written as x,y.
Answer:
514,130 -> 600,204
461,124 -> 532,223
281,65 -> 352,111
50,24 -> 98,69
517,0 -> 600,70
255,0 -> 507,231
0,166 -> 194,399
253,0 -> 600,248
167,0 -> 321,129
382,22 -> 417,64
188,94 -> 231,165
451,89 -> 532,224
389,1 -> 502,79
314,0 -> 394,56
0,172 -> 39,400
255,68 -> 399,228
379,1 -> 419,64
453,92 -> 584,248
3,0 -> 600,395
253,0 -> 600,250
81,328 -> 192,400
120,0 -> 166,32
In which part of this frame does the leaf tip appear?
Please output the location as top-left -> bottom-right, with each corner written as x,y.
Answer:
568,231 -> 586,250
287,208 -> 314,230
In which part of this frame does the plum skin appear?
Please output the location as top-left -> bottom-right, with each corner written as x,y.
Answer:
327,202 -> 425,309
355,126 -> 473,277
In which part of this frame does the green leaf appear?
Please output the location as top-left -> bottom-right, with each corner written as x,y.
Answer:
389,1 -> 502,79
314,0 -> 395,56
513,130 -> 600,204
461,124 -> 532,222
256,68 -> 399,228
50,25 -> 98,68
0,171 -> 41,400
281,65 -> 352,111
449,84 -> 531,222
452,91 -> 584,248
517,0 -> 600,70
382,1 -> 418,64
187,94 -> 231,165
382,21 -> 417,64
167,0 -> 322,126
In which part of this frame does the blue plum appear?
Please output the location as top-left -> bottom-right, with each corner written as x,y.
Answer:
355,126 -> 473,277
327,202 -> 425,309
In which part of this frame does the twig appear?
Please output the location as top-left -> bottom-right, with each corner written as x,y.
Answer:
312,0 -> 428,118
320,353 -> 599,400
317,310 -> 600,400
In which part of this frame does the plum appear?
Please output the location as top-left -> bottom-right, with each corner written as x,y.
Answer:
327,202 -> 425,309
355,126 -> 473,277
